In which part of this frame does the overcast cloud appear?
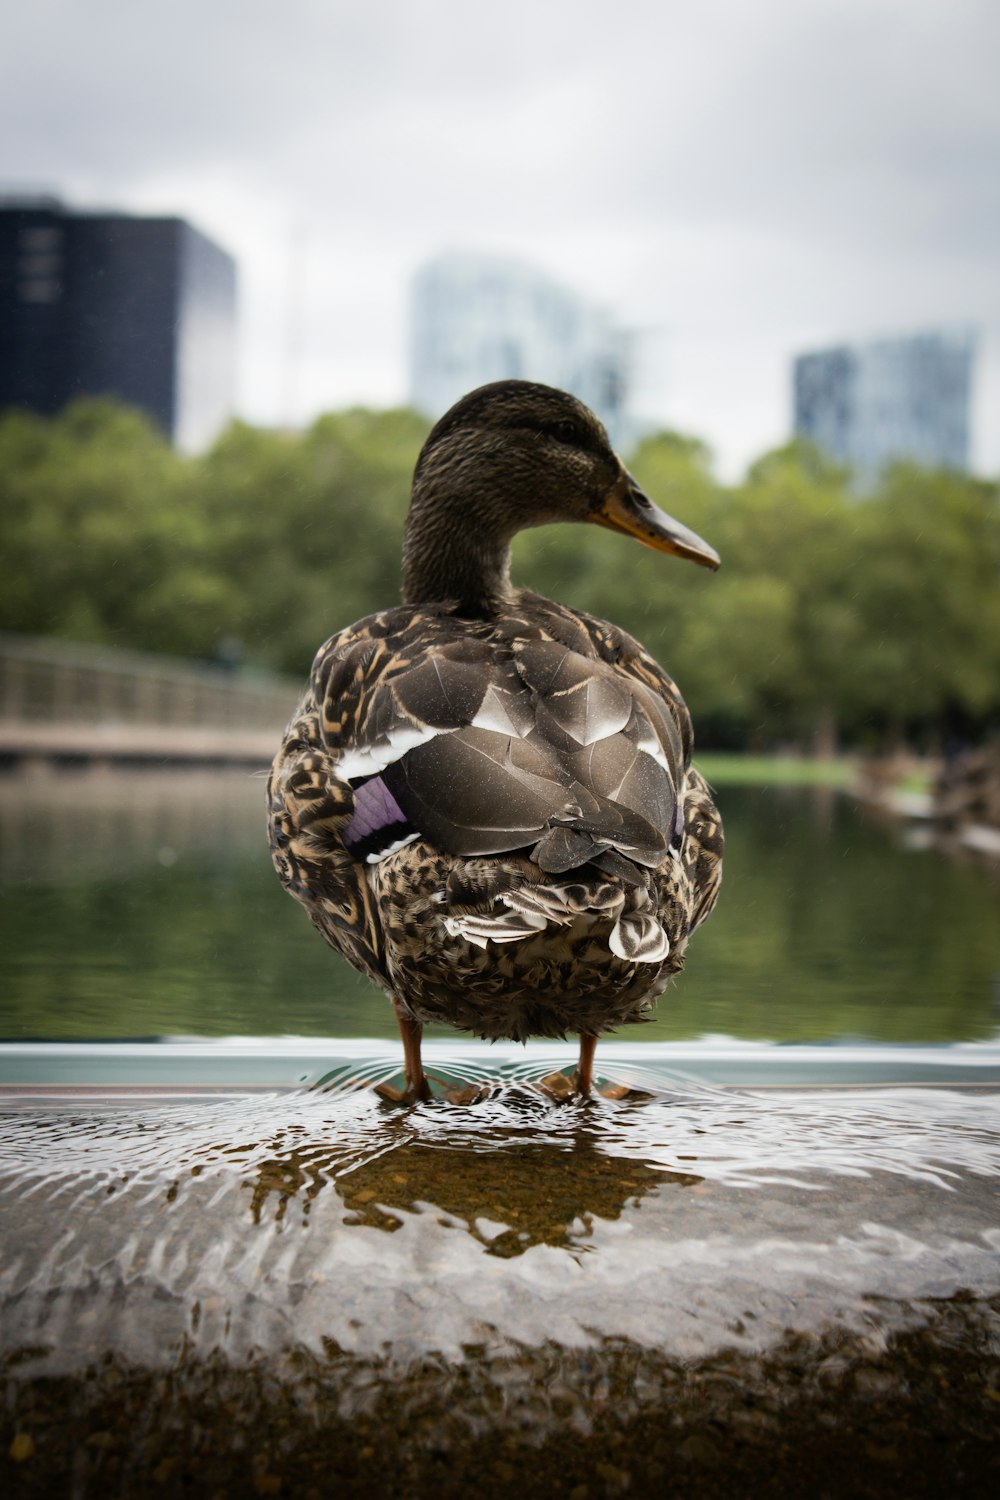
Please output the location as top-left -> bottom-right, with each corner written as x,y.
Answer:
3,0 -> 999,474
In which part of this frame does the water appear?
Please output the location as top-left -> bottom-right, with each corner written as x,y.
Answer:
1,770 -> 998,1044
2,770 -> 1000,1495
3,1083 -> 1000,1363
2,1081 -> 999,1494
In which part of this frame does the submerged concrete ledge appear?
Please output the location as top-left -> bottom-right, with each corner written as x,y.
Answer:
5,1308 -> 1000,1499
2,1075 -> 998,1496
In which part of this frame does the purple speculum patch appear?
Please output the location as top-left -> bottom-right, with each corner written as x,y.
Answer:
342,774 -> 411,860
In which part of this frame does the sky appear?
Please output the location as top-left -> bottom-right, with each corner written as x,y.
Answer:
3,0 -> 999,477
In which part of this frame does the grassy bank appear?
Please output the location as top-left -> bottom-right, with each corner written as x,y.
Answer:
693,753 -> 857,787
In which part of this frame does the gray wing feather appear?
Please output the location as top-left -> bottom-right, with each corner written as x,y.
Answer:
318,612 -> 681,872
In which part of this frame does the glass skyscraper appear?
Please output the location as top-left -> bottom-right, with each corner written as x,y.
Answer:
410,254 -> 632,447
793,330 -> 976,483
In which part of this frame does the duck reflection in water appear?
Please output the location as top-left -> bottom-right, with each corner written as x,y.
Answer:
268,382 -> 723,1102
244,1093 -> 702,1257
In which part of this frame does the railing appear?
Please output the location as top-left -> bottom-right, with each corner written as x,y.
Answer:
0,633 -> 303,767
0,632 -> 301,730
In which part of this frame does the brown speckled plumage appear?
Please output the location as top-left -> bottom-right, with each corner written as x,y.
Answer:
268,381 -> 723,1099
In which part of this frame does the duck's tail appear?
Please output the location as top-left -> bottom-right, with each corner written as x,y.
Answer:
441,855 -> 671,965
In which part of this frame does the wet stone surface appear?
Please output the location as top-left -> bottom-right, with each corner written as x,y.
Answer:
2,1082 -> 1000,1496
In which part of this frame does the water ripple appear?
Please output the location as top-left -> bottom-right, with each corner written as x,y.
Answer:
0,1080 -> 998,1375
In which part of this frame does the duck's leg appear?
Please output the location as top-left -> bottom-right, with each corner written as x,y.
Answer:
540,1033 -> 600,1100
574,1031 -> 637,1100
375,1000 -> 433,1104
397,1003 -> 433,1103
575,1032 -> 599,1097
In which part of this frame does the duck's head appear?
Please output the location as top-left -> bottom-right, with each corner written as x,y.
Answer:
403,380 -> 720,613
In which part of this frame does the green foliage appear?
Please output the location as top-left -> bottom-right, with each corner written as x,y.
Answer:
190,407 -> 426,670
0,400 -> 213,652
1,396 -> 998,747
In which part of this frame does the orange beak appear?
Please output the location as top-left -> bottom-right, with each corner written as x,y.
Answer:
591,469 -> 720,571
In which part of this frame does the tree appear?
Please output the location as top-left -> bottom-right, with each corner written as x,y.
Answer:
1,398 -> 997,750
850,464 -> 1000,744
0,399 -> 233,655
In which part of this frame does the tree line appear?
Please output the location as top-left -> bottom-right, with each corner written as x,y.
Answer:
2,397 -> 998,752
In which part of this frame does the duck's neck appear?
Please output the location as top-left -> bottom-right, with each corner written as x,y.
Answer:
401,469 -> 515,615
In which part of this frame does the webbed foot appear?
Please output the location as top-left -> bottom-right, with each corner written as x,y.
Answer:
536,1069 -> 581,1102
373,1076 -> 434,1105
594,1080 -> 653,1101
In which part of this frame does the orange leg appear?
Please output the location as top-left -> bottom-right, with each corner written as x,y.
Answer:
376,1000 -> 433,1104
575,1032 -> 599,1097
546,1035 -> 640,1102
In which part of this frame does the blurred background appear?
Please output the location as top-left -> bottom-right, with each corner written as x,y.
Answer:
1,0 -> 998,1048
2,0 -> 999,750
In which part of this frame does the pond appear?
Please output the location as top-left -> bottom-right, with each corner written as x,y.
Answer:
2,769 -> 999,1497
1,769 -> 998,1049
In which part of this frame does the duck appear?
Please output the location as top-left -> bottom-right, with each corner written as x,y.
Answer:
267,380 -> 723,1102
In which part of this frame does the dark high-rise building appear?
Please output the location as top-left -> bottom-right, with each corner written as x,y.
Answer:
793,330 -> 976,484
0,197 -> 236,451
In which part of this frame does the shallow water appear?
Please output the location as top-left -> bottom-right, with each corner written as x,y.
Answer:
3,1079 -> 999,1367
3,1080 -> 1000,1495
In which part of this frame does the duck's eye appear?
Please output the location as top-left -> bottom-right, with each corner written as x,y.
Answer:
550,420 -> 580,446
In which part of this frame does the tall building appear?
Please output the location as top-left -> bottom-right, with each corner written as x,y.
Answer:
793,330 -> 976,483
410,254 -> 632,446
0,196 -> 236,451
